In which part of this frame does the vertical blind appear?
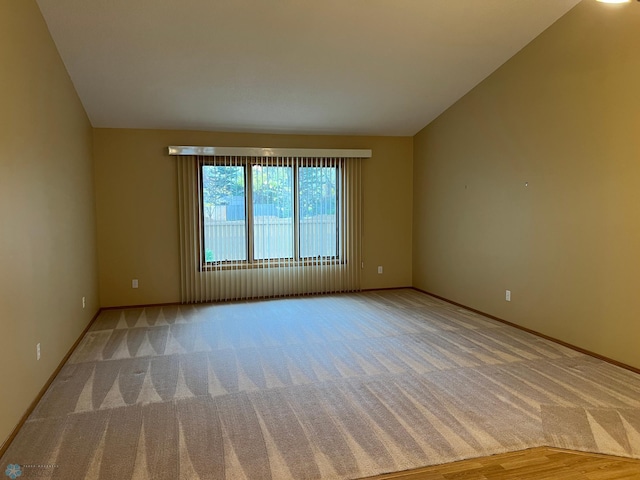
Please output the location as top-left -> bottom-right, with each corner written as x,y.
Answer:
176,152 -> 364,303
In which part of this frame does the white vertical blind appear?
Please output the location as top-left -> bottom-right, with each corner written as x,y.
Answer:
177,154 -> 363,303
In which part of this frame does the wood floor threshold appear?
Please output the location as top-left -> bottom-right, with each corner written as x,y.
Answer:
0,308 -> 102,458
362,447 -> 640,479
413,288 -> 640,376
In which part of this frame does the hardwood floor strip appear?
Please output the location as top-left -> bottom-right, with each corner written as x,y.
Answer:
362,447 -> 640,479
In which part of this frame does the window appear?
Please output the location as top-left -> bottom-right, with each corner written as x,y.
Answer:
174,147 -> 366,302
201,158 -> 340,267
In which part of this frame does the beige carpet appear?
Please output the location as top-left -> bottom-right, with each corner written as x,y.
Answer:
2,289 -> 640,479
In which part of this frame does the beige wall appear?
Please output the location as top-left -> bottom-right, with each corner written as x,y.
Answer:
94,129 -> 413,307
0,1 -> 99,446
413,0 -> 640,369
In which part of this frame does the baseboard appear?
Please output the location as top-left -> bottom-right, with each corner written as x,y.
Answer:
0,308 -> 103,458
100,301 -> 181,310
362,286 -> 413,292
101,289 -> 416,310
412,287 -> 640,376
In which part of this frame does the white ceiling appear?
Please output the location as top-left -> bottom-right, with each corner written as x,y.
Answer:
36,0 -> 581,136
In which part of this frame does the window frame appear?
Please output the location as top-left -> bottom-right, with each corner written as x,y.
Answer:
198,157 -> 342,270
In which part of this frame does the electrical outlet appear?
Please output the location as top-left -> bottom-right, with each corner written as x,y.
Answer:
82,296 -> 86,309
132,279 -> 139,289
36,343 -> 41,361
377,266 -> 383,274
506,290 -> 511,302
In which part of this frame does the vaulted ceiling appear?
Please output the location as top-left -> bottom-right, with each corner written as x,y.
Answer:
36,0 -> 582,136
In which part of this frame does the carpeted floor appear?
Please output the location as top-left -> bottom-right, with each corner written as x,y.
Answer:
2,289 -> 640,479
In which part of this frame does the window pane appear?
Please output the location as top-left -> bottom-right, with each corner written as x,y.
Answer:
299,166 -> 337,258
252,165 -> 293,260
202,165 -> 246,262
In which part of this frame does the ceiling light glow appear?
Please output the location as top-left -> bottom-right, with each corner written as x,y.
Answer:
596,0 -> 631,3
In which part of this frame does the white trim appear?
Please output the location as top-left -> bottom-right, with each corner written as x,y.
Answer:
168,146 -> 372,158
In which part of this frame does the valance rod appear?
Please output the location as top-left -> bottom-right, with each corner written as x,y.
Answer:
168,146 -> 372,159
